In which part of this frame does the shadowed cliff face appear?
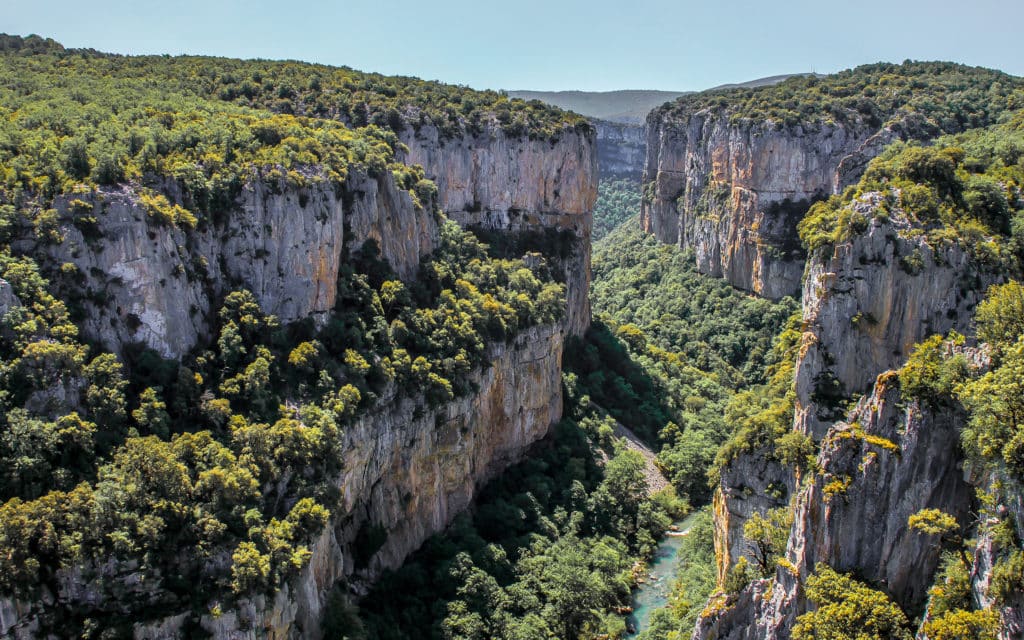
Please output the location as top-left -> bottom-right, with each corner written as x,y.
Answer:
401,121 -> 598,336
641,111 -> 890,299
593,120 -> 646,179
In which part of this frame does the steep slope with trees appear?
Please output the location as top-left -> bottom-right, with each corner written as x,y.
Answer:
692,113 -> 1024,640
642,61 -> 1024,299
0,35 -> 594,638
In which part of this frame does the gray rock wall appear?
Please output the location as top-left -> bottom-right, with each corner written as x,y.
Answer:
31,171 -> 439,360
794,199 -> 998,439
696,363 -> 981,640
400,122 -> 597,336
593,119 -> 646,179
641,110 -> 888,299
696,198 -> 1008,639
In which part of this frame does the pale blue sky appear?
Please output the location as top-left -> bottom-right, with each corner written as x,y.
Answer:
5,0 -> 1022,91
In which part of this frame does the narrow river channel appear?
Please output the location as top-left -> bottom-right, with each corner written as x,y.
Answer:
625,510 -> 703,636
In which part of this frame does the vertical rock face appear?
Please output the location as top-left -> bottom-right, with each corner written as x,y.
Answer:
712,450 -> 791,585
592,119 -> 646,179
32,171 -> 439,360
400,122 -> 598,336
338,325 -> 563,585
794,200 -> 997,439
786,369 -> 978,606
697,202 -> 1004,640
695,367 -> 980,640
641,111 -> 886,299
0,324 -> 564,640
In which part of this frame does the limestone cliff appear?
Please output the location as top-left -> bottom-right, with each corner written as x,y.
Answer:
593,119 -> 646,179
696,201 -> 1012,639
641,110 -> 890,299
21,170 -> 439,360
400,121 -> 597,336
712,449 -> 791,587
794,197 -> 998,439
695,355 -> 984,640
22,117 -> 598,360
0,325 -> 563,640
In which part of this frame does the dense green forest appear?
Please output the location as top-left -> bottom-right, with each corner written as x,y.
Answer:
4,30 -> 1024,640
0,33 -> 587,143
657,60 -> 1024,134
593,178 -> 641,241
0,35 -> 581,635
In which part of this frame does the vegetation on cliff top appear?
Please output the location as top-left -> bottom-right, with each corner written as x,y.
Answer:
0,215 -> 565,633
798,111 -> 1024,273
0,35 -> 435,233
656,60 -> 1024,134
1,33 -> 589,144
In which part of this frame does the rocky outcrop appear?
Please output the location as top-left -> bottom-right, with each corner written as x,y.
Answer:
794,198 -> 998,438
0,324 -> 563,640
962,470 -> 1024,640
972,531 -> 1024,639
0,279 -> 19,317
641,110 -> 889,299
400,122 -> 597,336
712,450 -> 791,584
192,324 -> 563,639
593,119 -> 646,179
786,367 -> 978,608
26,170 -> 439,360
696,198 -> 1007,639
696,360 -> 981,640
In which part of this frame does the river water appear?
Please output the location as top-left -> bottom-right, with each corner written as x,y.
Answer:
624,511 -> 702,637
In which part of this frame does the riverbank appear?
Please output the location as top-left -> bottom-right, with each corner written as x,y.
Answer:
625,510 -> 703,636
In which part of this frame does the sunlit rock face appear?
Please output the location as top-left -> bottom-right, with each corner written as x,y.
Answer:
642,109 -> 895,299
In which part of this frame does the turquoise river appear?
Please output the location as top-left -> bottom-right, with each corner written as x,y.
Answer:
625,510 -> 703,636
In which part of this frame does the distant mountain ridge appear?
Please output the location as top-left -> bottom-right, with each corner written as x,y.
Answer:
507,89 -> 688,124
508,75 -> 811,124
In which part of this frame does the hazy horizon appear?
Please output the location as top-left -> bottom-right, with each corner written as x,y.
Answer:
6,0 -> 1024,92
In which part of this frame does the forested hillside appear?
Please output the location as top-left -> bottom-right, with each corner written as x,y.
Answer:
3,29 -> 1024,640
0,34 -> 590,637
593,179 -> 642,241
655,61 -> 1022,133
